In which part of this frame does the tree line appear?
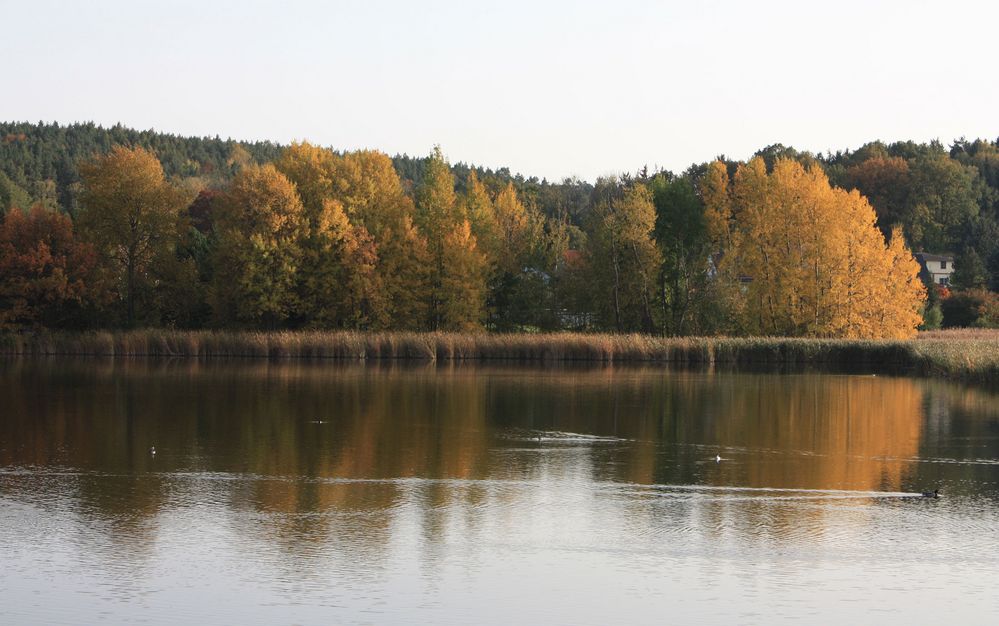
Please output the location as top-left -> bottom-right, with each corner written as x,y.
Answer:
4,121 -> 999,335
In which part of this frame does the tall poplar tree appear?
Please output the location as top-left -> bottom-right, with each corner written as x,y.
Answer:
415,147 -> 486,330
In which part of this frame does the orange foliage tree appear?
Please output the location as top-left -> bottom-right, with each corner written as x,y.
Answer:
0,206 -> 103,328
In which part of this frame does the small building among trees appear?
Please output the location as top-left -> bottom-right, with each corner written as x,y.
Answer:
915,253 -> 955,286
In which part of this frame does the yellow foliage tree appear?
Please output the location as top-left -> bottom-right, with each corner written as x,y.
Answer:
415,147 -> 486,330
701,160 -> 733,252
275,143 -> 387,327
374,213 -> 431,329
301,198 -> 385,329
708,157 -> 925,338
493,182 -> 538,273
330,150 -> 431,328
462,170 -> 500,266
274,142 -> 338,226
276,143 -> 429,329
439,220 -> 488,331
213,164 -> 306,327
77,146 -> 189,326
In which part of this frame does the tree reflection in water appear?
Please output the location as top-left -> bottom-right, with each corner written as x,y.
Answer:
2,359 -> 998,579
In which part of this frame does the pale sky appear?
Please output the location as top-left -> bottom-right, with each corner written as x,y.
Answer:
3,0 -> 998,181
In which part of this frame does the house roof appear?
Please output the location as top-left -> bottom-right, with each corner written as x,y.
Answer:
915,252 -> 954,263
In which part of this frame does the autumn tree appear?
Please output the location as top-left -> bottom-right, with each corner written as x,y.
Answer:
213,164 -> 306,327
585,180 -> 661,332
302,198 -> 384,328
77,146 -> 189,326
274,143 -> 386,328
0,206 -> 104,328
701,160 -> 733,252
463,170 -> 500,261
492,183 -> 537,272
473,180 -> 550,329
275,143 -> 432,328
415,147 -> 486,330
707,157 -> 925,339
327,149 -> 431,328
374,214 -> 432,329
438,221 -> 488,331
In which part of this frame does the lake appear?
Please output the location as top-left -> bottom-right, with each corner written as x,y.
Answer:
1,360 -> 998,624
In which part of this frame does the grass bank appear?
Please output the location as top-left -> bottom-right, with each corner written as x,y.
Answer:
2,329 -> 998,381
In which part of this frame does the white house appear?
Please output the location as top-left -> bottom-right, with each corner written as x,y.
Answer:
915,253 -> 955,286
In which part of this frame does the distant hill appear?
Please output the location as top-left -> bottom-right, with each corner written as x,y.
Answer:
0,121 -> 593,220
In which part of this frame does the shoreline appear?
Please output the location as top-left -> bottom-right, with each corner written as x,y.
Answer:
2,330 -> 998,383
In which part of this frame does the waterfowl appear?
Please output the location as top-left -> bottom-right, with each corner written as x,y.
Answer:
921,488 -> 939,498
150,446 -> 156,456
715,455 -> 722,463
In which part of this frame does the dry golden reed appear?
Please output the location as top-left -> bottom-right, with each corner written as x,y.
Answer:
2,329 -> 997,381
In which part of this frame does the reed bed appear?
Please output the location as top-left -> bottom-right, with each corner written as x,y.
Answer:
2,329 -> 997,381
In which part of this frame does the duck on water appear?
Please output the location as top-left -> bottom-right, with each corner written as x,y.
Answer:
921,489 -> 939,498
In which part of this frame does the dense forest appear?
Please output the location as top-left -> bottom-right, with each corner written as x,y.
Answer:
1,121 -> 998,335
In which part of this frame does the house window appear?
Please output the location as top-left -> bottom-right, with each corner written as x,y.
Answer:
940,261 -> 947,270
939,277 -> 949,286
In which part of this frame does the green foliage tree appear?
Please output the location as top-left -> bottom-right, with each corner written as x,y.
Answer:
0,171 -> 31,214
919,302 -> 943,330
585,180 -> 661,332
650,175 -> 709,335
952,247 -> 988,290
838,156 -> 911,236
906,155 -> 982,251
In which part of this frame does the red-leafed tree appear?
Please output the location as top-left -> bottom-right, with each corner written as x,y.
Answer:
0,206 -> 104,328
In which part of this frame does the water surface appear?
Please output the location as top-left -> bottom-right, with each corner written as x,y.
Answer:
1,360 -> 998,624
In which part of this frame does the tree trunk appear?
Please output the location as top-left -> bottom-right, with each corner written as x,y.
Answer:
611,243 -> 622,332
659,268 -> 669,337
126,254 -> 135,328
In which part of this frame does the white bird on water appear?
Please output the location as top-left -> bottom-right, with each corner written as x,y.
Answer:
150,446 -> 156,456
715,454 -> 722,463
